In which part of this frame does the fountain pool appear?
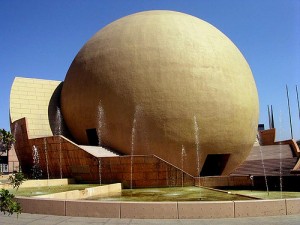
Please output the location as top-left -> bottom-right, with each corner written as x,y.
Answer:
8,179 -> 300,218
224,189 -> 300,200
86,186 -> 254,201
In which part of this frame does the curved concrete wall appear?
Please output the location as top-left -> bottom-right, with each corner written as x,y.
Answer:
10,77 -> 61,138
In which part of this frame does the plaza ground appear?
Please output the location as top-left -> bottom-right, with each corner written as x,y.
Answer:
1,213 -> 300,225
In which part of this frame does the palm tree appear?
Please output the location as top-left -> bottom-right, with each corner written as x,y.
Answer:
0,129 -> 15,156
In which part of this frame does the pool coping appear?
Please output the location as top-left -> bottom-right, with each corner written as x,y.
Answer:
15,196 -> 300,219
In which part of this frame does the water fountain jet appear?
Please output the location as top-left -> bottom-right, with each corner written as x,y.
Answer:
259,146 -> 269,196
98,158 -> 102,186
193,115 -> 201,188
55,107 -> 63,179
31,145 -> 42,179
43,138 -> 50,180
130,107 -> 140,189
97,100 -> 105,146
181,145 -> 186,187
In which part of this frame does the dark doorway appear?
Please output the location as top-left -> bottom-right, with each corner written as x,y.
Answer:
86,128 -> 99,146
200,154 -> 230,176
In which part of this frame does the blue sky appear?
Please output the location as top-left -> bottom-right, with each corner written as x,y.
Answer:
1,0 -> 299,141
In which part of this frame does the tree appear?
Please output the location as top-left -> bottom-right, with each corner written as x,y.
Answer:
0,129 -> 22,216
0,129 -> 15,156
0,129 -> 15,174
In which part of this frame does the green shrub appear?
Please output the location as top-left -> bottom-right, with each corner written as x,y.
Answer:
0,189 -> 21,215
8,172 -> 26,190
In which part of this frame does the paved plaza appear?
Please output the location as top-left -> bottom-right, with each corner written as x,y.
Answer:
1,213 -> 300,225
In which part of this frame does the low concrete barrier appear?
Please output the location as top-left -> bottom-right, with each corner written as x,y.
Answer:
178,201 -> 234,219
66,200 -> 120,218
16,197 -> 65,216
286,198 -> 300,215
234,199 -> 286,217
0,178 -> 74,189
21,178 -> 75,187
121,202 -> 178,219
15,197 -> 300,219
33,183 -> 121,200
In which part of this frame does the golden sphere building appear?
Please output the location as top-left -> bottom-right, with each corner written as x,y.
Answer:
61,11 -> 259,176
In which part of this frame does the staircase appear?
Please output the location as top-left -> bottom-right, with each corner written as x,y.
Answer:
232,145 -> 298,176
79,145 -> 120,157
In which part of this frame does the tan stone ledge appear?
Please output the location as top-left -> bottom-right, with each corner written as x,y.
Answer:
14,196 -> 300,219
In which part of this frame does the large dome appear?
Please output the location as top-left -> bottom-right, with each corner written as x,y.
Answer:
61,10 -> 259,176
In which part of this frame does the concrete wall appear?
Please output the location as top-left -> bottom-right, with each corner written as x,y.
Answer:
258,129 -> 275,145
11,118 -> 32,175
66,200 -> 120,218
17,197 -> 65,216
286,198 -> 300,215
121,202 -> 178,219
235,199 -> 286,217
195,176 -> 252,187
16,197 -> 300,218
178,201 -> 234,219
0,178 -> 73,189
101,155 -> 195,188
